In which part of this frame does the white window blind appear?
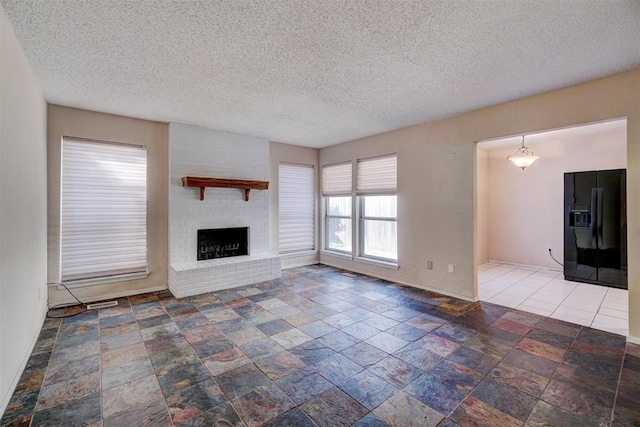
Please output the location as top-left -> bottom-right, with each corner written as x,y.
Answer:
356,154 -> 397,195
279,163 -> 315,253
322,162 -> 352,196
61,137 -> 147,282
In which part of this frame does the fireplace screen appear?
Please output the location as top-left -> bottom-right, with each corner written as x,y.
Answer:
197,227 -> 248,260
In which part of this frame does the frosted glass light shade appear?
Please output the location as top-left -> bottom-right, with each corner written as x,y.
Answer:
506,142 -> 539,170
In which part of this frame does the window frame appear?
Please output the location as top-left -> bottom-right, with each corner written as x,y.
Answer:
358,194 -> 398,263
324,196 -> 353,254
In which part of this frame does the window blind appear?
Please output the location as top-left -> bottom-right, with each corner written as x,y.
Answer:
356,154 -> 397,195
61,137 -> 147,282
279,163 -> 315,253
322,162 -> 352,196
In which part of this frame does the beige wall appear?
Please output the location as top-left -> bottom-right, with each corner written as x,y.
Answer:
320,70 -> 640,339
481,130 -> 626,269
0,6 -> 48,414
47,105 -> 169,305
269,141 -> 320,268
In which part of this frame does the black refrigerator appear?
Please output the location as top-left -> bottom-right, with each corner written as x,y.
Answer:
564,169 -> 627,289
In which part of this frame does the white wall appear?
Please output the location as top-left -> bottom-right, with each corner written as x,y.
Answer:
0,6 -> 48,415
481,130 -> 626,269
169,123 -> 271,264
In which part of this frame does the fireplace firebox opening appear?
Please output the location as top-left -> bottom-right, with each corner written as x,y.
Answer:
197,227 -> 248,260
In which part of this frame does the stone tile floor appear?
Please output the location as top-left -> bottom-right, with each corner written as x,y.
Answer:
2,264 -> 639,426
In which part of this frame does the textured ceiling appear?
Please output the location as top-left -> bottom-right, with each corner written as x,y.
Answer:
1,1 -> 639,148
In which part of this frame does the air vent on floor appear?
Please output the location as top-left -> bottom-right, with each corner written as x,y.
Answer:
86,301 -> 118,310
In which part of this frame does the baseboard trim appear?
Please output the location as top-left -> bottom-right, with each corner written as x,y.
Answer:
0,304 -> 48,418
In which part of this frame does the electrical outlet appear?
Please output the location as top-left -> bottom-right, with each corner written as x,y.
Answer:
448,264 -> 455,274
427,261 -> 433,270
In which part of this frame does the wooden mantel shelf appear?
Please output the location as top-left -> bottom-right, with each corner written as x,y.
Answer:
182,177 -> 269,201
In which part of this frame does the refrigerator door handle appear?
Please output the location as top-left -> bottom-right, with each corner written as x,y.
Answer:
597,187 -> 604,248
590,187 -> 598,247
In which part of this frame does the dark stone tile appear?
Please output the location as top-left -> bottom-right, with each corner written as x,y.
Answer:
214,317 -> 249,333
612,405 -> 640,427
174,401 -> 243,427
323,312 -> 359,329
166,302 -> 199,318
99,312 -> 135,329
525,327 -> 574,349
137,313 -> 172,330
624,354 -> 640,372
385,322 -> 428,342
297,320 -> 337,338
214,363 -> 270,399
275,366 -> 333,404
481,325 -> 523,347
231,383 -> 295,427
36,372 -> 100,411
414,333 -> 459,357
102,356 -> 154,390
150,344 -> 199,372
339,371 -> 397,410
575,327 -> 626,352
343,307 -> 376,322
526,400 -> 598,427
373,390 -> 443,427
557,348 -> 622,392
144,334 -> 189,357
104,397 -> 172,427
262,408 -> 317,427
472,377 -> 537,422
319,330 -> 361,352
403,313 -> 445,332
393,342 -> 442,371
516,337 -> 566,363
282,335 -> 334,364
300,387 -> 368,427
341,342 -> 388,368
156,362 -> 212,396
462,334 -> 512,358
428,359 -> 483,393
353,413 -> 390,427
0,391 -> 39,426
536,317 -> 582,338
254,350 -> 306,380
381,306 -> 421,322
366,332 -> 408,353
491,318 -> 532,336
100,329 -> 143,352
431,323 -> 476,344
202,348 -> 251,377
315,353 -> 363,384
447,346 -> 500,375
256,319 -> 293,336
367,355 -> 422,388
500,310 -> 543,327
191,336 -> 234,359
405,372 -> 467,414
165,378 -> 225,425
541,375 -> 615,427
60,309 -> 99,325
342,321 -> 381,340
31,392 -> 101,426
451,396 -> 522,426
490,361 -> 549,398
363,314 -> 401,331
502,348 -> 557,378
239,337 -> 284,359
55,323 -> 100,350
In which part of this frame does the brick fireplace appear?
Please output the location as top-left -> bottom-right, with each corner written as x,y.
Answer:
168,123 -> 281,298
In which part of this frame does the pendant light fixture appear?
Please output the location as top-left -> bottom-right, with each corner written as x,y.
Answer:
507,136 -> 539,170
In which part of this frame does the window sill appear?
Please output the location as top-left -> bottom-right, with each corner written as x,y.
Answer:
355,256 -> 399,270
321,251 -> 399,270
58,271 -> 150,289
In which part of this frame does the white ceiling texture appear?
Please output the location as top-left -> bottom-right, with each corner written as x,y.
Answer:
1,1 -> 639,148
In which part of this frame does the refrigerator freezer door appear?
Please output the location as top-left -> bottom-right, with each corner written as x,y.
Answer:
564,172 -> 598,283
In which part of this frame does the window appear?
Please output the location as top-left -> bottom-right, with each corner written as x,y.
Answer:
61,137 -> 147,282
279,163 -> 315,253
322,162 -> 352,253
357,154 -> 397,262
